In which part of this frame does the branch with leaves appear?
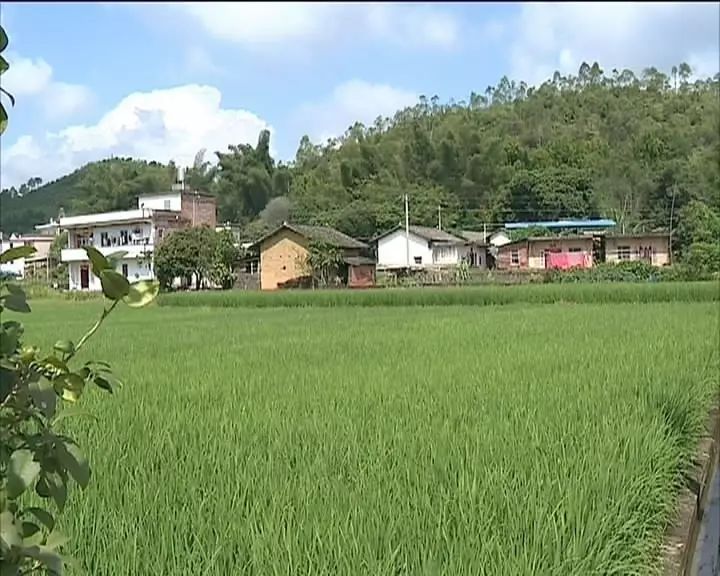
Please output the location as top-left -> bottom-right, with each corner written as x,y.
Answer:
0,244 -> 159,575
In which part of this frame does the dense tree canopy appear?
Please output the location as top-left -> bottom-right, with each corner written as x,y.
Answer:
2,62 -> 718,263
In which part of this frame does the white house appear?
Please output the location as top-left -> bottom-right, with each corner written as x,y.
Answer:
60,189 -> 217,291
0,234 -> 27,278
374,225 -> 484,270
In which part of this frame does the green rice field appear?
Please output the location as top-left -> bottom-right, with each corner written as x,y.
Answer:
16,292 -> 720,575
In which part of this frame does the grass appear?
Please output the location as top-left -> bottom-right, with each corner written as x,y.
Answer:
17,298 -> 720,576
158,281 -> 719,308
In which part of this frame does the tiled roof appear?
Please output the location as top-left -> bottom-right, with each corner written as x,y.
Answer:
254,223 -> 368,249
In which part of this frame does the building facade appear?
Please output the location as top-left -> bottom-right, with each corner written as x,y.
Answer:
254,223 -> 370,290
60,190 -> 216,291
605,233 -> 670,267
497,236 -> 595,270
375,225 -> 483,270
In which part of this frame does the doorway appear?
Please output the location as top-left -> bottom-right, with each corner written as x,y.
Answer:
80,265 -> 89,289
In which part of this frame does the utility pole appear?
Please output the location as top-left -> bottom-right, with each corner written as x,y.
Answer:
405,194 -> 410,269
437,205 -> 442,230
668,185 -> 677,265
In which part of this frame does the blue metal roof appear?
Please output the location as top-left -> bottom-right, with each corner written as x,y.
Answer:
504,219 -> 616,230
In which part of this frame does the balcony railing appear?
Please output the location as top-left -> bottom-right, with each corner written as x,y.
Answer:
61,244 -> 153,262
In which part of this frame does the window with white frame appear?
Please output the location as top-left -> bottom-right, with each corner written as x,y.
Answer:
617,246 -> 631,260
163,199 -> 171,210
511,250 -> 519,265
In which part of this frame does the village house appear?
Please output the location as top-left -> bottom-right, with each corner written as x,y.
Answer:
60,188 -> 216,291
0,224 -> 58,280
374,225 -> 486,270
496,235 -> 595,270
252,223 -> 374,290
604,233 -> 671,267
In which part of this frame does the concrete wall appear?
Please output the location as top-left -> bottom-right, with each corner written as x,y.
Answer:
377,230 -> 432,268
527,238 -> 594,269
138,193 -> 182,212
605,236 -> 670,266
68,258 -> 154,291
260,229 -> 310,290
496,243 -> 529,270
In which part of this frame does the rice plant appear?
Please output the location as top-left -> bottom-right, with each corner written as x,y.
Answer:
158,281 -> 719,309
19,299 -> 720,575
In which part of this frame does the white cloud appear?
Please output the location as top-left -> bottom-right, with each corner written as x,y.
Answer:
178,2 -> 460,50
42,82 -> 94,120
508,2 -> 720,85
295,80 -> 417,144
2,52 -> 92,121
1,84 -> 271,188
2,54 -> 53,95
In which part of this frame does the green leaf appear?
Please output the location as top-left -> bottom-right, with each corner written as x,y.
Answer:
23,544 -> 64,574
24,508 -> 55,532
45,473 -> 67,512
55,441 -> 90,489
0,55 -> 7,75
123,280 -> 160,308
2,293 -> 31,313
21,521 -> 40,539
29,378 -> 57,419
7,450 -> 41,499
84,246 -> 110,277
0,86 -> 14,107
99,269 -> 130,300
56,373 -> 85,403
93,375 -> 114,393
0,511 -> 22,550
0,106 -> 7,135
0,25 -> 7,53
5,283 -> 23,295
53,340 -> 75,355
0,245 -> 35,263
42,356 -> 69,372
44,529 -> 69,551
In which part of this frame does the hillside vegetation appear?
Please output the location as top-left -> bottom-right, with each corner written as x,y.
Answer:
2,63 -> 718,263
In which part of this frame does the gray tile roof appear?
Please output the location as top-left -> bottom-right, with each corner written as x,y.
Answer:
254,223 -> 368,250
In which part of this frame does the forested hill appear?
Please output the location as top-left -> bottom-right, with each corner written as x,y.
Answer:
2,63 -> 719,257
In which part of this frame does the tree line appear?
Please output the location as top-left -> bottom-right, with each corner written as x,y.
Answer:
1,61 -> 718,269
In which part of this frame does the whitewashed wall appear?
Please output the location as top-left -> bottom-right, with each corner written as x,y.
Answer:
377,230 -> 432,268
137,193 -> 181,212
68,259 -> 154,291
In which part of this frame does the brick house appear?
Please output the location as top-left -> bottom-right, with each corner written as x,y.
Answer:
253,223 -> 373,290
496,235 -> 595,270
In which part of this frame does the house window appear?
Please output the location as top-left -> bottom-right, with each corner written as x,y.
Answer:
413,256 -> 422,265
120,230 -> 129,245
511,250 -> 519,265
101,232 -> 110,247
121,264 -> 128,278
163,199 -> 171,210
569,247 -> 582,253
617,246 -> 631,260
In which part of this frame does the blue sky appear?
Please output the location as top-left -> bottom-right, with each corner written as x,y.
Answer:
1,2 -> 718,188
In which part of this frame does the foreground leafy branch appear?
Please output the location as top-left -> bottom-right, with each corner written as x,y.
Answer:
0,245 -> 159,575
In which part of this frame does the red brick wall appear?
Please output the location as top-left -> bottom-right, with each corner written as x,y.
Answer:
180,193 -> 217,228
496,243 -> 529,270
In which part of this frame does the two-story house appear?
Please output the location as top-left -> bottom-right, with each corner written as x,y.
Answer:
60,189 -> 216,291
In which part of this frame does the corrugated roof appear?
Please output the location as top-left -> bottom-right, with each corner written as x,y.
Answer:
505,219 -> 616,230
254,223 -> 368,249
